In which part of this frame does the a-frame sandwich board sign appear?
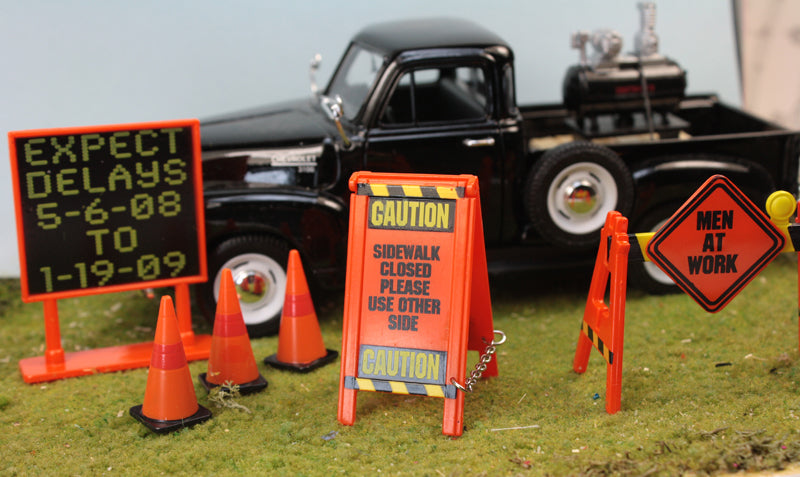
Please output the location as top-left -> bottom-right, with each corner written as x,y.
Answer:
337,172 -> 497,437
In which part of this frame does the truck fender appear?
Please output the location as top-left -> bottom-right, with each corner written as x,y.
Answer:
629,154 -> 776,222
524,141 -> 634,248
628,202 -> 684,294
628,155 -> 776,295
201,190 -> 348,337
201,234 -> 290,337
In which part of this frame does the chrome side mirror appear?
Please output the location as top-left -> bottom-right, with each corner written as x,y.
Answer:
329,95 -> 352,149
309,53 -> 322,97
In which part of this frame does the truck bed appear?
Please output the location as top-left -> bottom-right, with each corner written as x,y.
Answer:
522,94 -> 789,149
521,94 -> 800,197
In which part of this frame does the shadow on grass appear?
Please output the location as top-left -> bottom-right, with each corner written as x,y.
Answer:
488,265 -> 595,304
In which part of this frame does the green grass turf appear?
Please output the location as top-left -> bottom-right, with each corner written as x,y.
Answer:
2,256 -> 800,475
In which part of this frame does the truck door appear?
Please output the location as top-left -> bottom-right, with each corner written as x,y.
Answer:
363,62 -> 504,244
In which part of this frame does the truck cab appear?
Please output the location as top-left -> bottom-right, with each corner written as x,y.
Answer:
334,19 -> 523,245
200,18 -> 527,336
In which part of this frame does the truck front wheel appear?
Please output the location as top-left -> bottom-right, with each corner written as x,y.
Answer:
525,141 -> 634,248
630,204 -> 681,294
200,235 -> 290,338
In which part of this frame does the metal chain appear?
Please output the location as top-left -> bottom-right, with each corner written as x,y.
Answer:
451,330 -> 506,393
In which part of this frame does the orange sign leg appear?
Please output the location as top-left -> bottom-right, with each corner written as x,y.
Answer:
337,192 -> 369,427
442,394 -> 466,436
573,332 -> 593,374
606,224 -> 629,414
466,197 -> 499,378
43,299 -> 65,366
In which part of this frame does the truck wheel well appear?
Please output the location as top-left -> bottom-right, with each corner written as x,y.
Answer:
628,202 -> 683,294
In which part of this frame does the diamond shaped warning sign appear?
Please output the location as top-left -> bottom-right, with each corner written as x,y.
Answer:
646,175 -> 785,313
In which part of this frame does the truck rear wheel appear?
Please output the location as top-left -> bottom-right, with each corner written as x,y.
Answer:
525,141 -> 634,248
200,235 -> 290,338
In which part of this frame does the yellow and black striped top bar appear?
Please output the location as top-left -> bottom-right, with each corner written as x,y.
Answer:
357,183 -> 464,200
627,232 -> 654,263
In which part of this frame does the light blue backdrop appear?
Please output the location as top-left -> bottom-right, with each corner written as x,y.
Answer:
0,0 -> 739,276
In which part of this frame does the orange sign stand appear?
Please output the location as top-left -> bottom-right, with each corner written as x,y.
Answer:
9,120 -> 211,383
575,177 -> 796,413
572,211 -> 630,414
18,286 -> 211,383
337,172 -> 497,437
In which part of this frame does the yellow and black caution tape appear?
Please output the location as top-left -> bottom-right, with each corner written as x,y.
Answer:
581,321 -> 614,365
344,376 -> 457,399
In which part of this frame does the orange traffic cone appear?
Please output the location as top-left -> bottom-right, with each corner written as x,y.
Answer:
199,268 -> 268,394
264,250 -> 337,372
130,296 -> 212,433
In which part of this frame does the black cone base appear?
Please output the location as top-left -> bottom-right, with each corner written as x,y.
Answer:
197,372 -> 268,395
264,349 -> 338,373
129,404 -> 212,434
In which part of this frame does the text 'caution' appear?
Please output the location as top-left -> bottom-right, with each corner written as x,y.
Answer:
369,197 -> 454,232
358,344 -> 446,385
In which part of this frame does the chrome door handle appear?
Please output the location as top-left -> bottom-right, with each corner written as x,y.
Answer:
462,137 -> 495,148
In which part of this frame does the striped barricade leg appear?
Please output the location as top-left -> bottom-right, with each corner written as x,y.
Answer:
573,212 -> 616,375
573,211 -> 630,414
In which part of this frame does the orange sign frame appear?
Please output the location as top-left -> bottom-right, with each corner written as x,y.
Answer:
8,120 -> 210,382
337,172 -> 497,437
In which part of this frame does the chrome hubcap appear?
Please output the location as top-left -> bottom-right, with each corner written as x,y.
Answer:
564,179 -> 598,215
232,269 -> 270,304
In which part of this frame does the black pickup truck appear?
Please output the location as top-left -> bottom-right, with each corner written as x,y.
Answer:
199,14 -> 800,337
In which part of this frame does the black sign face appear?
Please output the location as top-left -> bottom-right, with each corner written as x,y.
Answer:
9,120 -> 206,301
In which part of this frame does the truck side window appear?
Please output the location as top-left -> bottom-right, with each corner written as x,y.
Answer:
328,45 -> 385,121
381,65 -> 490,127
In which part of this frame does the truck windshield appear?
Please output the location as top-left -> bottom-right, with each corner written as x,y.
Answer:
326,44 -> 385,121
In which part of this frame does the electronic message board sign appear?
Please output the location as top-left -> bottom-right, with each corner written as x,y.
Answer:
9,120 -> 207,302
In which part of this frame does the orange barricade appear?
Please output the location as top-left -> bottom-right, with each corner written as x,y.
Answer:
573,211 -> 630,414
